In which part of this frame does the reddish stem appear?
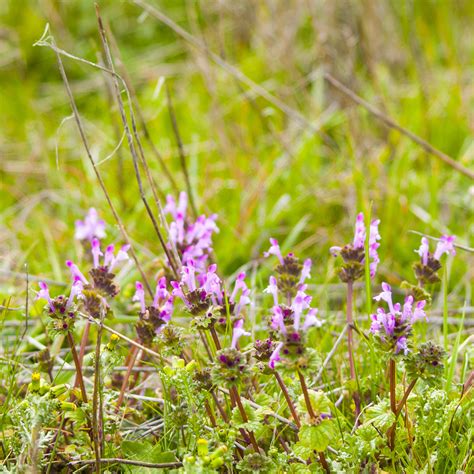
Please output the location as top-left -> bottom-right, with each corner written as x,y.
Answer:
231,386 -> 259,452
115,345 -> 139,411
297,371 -> 316,419
210,327 -> 221,351
67,332 -> 88,403
388,358 -> 397,450
346,281 -> 360,417
274,371 -> 301,427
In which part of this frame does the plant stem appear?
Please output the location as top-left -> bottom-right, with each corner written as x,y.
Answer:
74,320 -> 90,390
346,281 -> 360,418
231,386 -> 259,452
388,358 -> 397,450
297,371 -> 316,419
67,332 -> 88,403
210,327 -> 221,351
115,345 -> 139,411
319,452 -> 330,473
296,372 -> 331,473
274,371 -> 301,427
92,320 -> 104,473
395,378 -> 417,417
204,400 -> 217,427
211,391 -> 228,422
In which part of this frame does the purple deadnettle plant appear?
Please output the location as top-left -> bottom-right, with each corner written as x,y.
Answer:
74,208 -> 106,242
164,191 -> 218,274
171,260 -> 250,336
329,212 -> 380,418
330,212 -> 381,282
413,235 -> 456,286
370,282 -> 427,355
133,278 -> 174,345
36,278 -> 84,334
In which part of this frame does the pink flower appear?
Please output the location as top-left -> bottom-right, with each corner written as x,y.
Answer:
231,319 -> 250,349
264,276 -> 279,307
299,259 -> 312,285
66,260 -> 88,284
133,282 -> 146,314
416,237 -> 430,266
264,238 -> 284,265
36,281 -> 54,311
74,208 -> 106,242
371,283 -> 427,354
433,235 -> 456,260
269,342 -> 284,369
164,192 -> 219,273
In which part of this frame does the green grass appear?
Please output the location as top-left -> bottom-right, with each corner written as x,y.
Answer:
0,1 -> 472,472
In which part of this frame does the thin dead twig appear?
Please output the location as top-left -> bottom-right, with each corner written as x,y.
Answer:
323,72 -> 474,180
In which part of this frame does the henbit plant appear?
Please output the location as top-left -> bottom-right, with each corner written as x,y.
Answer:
1,199 -> 471,473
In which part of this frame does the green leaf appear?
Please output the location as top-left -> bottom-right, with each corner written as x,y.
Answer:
231,401 -> 262,432
122,441 -> 177,473
292,441 -> 313,459
298,422 -> 336,452
297,390 -> 332,415
363,400 -> 396,431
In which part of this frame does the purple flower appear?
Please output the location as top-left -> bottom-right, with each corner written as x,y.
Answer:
87,238 -> 130,272
231,319 -> 251,349
416,237 -> 430,265
433,235 -> 456,260
165,192 -> 219,273
172,263 -> 251,320
263,276 -> 279,306
371,282 -> 427,354
263,265 -> 322,368
416,235 -> 456,263
269,342 -> 284,369
353,212 -> 366,248
36,281 -> 55,312
66,260 -> 89,284
133,278 -> 174,331
299,258 -> 312,285
133,282 -> 146,314
74,208 -> 106,242
264,238 -> 284,265
36,279 -> 83,312
331,212 -> 381,279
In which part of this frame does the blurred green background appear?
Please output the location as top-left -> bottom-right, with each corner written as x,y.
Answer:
0,0 -> 472,311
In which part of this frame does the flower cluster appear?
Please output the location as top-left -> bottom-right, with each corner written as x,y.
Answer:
67,238 -> 130,299
171,260 -> 250,332
213,319 -> 251,384
74,208 -> 106,242
65,237 -> 130,318
35,278 -> 83,333
263,238 -> 322,369
165,192 -> 219,273
330,212 -> 381,281
133,278 -> 174,345
405,341 -> 445,383
370,283 -> 427,354
413,235 -> 456,285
